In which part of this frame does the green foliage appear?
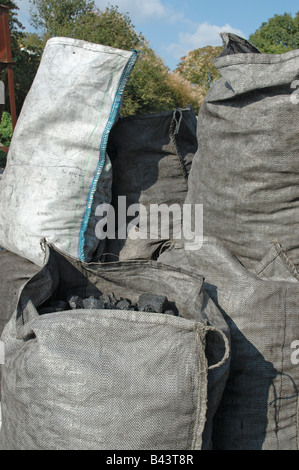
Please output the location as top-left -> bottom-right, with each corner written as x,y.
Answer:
174,46 -> 222,109
2,0 -> 203,119
27,1 -> 201,115
0,112 -> 13,167
0,0 -> 42,116
165,72 -> 204,114
12,35 -> 43,115
30,0 -> 95,37
122,49 -> 176,116
29,1 -> 144,50
0,0 -> 23,31
249,12 -> 299,53
176,46 -> 222,89
122,51 -> 203,116
72,6 -> 145,51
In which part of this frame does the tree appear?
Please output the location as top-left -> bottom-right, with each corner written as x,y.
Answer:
1,0 -> 203,137
30,0 -> 95,37
0,0 -> 41,117
249,12 -> 299,53
28,1 -> 202,115
0,112 -> 12,167
68,5 -> 145,51
176,46 -> 222,90
0,0 -> 23,32
174,46 -> 222,109
120,47 -> 199,116
29,1 -> 144,49
0,0 -> 26,165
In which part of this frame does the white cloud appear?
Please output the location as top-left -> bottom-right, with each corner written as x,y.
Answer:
179,22 -> 245,48
166,22 -> 245,62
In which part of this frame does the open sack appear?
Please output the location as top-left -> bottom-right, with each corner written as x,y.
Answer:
0,243 -> 230,450
0,38 -> 139,266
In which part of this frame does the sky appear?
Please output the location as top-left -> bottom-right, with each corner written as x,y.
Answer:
15,0 -> 299,70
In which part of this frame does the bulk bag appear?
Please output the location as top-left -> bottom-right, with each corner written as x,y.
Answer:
0,248 -> 40,398
0,248 -> 39,339
104,106 -> 197,261
0,243 -> 230,450
185,33 -> 299,271
159,238 -> 299,449
0,38 -> 139,266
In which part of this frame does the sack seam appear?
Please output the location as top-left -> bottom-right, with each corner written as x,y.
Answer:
169,110 -> 189,182
214,48 -> 299,68
45,37 -> 133,57
77,50 -> 139,261
191,326 -> 208,450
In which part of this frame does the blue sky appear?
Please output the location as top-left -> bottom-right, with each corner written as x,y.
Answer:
16,0 -> 299,70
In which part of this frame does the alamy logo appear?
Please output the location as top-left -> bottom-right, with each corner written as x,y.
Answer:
95,197 -> 204,251
291,340 -> 299,365
0,81 -> 4,105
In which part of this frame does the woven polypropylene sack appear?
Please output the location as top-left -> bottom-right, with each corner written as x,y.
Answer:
0,248 -> 39,398
0,249 -> 39,337
0,243 -> 229,450
185,33 -> 299,271
0,38 -> 139,266
159,238 -> 299,450
104,107 -> 197,261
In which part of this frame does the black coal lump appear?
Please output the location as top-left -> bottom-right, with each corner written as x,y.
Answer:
68,295 -> 84,310
116,299 -> 132,310
101,292 -> 118,306
137,294 -> 168,313
82,296 -> 106,310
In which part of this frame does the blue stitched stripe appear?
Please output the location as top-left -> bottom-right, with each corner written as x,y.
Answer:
78,50 -> 139,261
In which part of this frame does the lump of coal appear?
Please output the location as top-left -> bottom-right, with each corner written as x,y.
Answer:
38,291 -> 178,316
82,296 -> 105,310
101,292 -> 117,306
129,305 -> 138,311
116,299 -> 132,310
137,294 -> 168,313
68,295 -> 84,310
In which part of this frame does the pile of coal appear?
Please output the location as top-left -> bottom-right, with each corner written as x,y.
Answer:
38,292 -> 178,316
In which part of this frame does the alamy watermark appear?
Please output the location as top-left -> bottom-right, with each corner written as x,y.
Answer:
94,197 -> 203,251
0,81 -> 4,105
291,340 -> 299,365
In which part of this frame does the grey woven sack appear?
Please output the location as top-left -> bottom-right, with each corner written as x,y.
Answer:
159,237 -> 299,450
104,106 -> 197,261
0,248 -> 39,341
0,243 -> 230,450
0,38 -> 139,266
0,248 -> 40,398
185,33 -> 299,271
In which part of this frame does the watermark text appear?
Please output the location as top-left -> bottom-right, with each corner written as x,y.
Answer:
95,197 -> 203,251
